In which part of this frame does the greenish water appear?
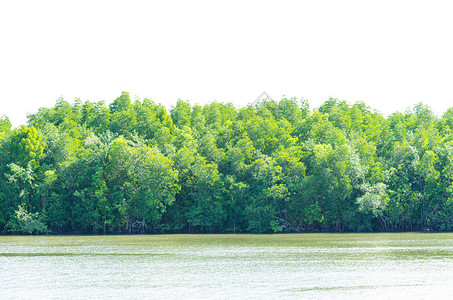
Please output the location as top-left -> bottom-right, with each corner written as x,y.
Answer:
1,233 -> 453,299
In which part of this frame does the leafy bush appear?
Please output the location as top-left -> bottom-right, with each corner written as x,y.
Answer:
5,205 -> 48,234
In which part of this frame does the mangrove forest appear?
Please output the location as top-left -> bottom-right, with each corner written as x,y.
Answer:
1,92 -> 453,234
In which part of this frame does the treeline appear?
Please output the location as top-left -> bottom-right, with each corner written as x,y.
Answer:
1,92 -> 453,234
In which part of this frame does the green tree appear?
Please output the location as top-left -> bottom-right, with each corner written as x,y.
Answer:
9,125 -> 45,169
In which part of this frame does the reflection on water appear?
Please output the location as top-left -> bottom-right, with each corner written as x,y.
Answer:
0,233 -> 452,299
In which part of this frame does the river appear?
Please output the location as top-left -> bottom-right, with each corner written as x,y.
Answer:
1,233 -> 452,299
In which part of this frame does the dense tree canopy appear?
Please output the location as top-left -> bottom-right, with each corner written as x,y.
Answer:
1,93 -> 453,234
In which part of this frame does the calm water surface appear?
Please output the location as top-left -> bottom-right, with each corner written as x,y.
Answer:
1,233 -> 452,299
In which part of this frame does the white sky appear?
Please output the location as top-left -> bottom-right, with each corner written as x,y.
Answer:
1,0 -> 453,127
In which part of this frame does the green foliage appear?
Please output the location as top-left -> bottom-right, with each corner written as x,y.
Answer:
0,115 -> 11,138
2,94 -> 453,234
5,205 -> 48,234
356,183 -> 389,216
9,125 -> 45,169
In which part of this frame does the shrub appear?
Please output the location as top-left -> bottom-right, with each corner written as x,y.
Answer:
5,205 -> 49,234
